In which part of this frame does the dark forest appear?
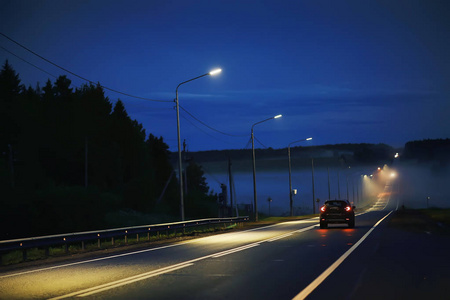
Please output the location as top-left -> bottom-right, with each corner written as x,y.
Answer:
0,61 -> 216,239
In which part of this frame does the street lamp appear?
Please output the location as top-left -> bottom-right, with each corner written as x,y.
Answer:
251,114 -> 282,221
288,137 -> 312,216
175,68 -> 222,221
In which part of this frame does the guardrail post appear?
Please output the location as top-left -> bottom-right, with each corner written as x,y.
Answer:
0,217 -> 250,263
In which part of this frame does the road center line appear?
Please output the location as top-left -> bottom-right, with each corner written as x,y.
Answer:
49,225 -> 317,299
49,263 -> 194,300
212,243 -> 260,258
292,210 -> 393,300
265,225 -> 317,242
1,220 -> 315,279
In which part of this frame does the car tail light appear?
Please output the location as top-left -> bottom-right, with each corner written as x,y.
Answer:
345,206 -> 351,212
320,206 -> 326,212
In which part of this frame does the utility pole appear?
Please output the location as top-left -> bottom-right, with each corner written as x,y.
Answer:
352,178 -> 355,204
228,157 -> 233,216
85,137 -> 88,188
183,139 -> 187,195
337,170 -> 341,199
311,158 -> 315,214
327,167 -> 331,199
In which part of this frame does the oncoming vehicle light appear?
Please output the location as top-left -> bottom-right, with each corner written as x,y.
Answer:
345,206 -> 352,212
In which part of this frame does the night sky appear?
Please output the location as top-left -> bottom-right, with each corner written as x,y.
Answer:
1,0 -> 449,151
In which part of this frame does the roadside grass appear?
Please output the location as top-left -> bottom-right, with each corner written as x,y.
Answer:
0,223 -> 240,266
390,207 -> 450,234
1,215 -> 327,267
419,208 -> 450,226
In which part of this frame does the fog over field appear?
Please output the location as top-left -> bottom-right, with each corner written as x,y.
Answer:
396,162 -> 450,209
204,160 -> 450,216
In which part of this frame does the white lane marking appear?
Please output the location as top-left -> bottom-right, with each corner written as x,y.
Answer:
266,233 -> 293,242
49,225 -> 319,299
0,243 -> 182,279
49,263 -> 194,300
292,210 -> 393,300
265,225 -> 317,242
1,219 -> 318,279
212,243 -> 260,258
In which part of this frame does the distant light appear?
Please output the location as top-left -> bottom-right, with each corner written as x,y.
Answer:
394,153 -> 399,158
306,137 -> 313,141
274,114 -> 282,119
209,68 -> 222,75
390,172 -> 396,178
378,167 -> 381,171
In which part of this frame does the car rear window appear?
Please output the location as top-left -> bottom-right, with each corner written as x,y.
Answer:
326,201 -> 347,207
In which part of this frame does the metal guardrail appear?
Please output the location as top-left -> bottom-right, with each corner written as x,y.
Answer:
0,216 -> 249,258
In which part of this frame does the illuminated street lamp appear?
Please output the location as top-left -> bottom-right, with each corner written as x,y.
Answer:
175,68 -> 222,221
288,137 -> 312,216
251,114 -> 282,221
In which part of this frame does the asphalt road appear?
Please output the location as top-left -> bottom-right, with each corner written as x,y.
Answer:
1,184 -> 448,299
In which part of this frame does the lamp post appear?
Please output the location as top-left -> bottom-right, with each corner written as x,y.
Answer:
311,158 -> 315,214
175,68 -> 222,221
288,137 -> 312,216
347,169 -> 363,205
251,114 -> 282,221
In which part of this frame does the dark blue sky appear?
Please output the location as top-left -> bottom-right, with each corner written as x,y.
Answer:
1,0 -> 449,151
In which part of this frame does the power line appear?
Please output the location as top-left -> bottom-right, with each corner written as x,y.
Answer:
0,32 -> 171,103
244,137 -> 252,149
254,136 -> 268,148
1,45 -> 57,79
180,105 -> 247,137
180,114 -> 219,141
180,113 -> 240,148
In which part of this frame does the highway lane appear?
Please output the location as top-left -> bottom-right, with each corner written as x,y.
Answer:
0,219 -> 318,299
0,214 -> 392,299
0,188 -> 397,299
89,211 -> 393,300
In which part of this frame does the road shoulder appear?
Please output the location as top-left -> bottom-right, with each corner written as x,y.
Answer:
350,209 -> 450,299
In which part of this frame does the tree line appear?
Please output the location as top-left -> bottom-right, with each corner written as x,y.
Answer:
184,143 -> 396,165
403,139 -> 450,163
0,60 -> 216,239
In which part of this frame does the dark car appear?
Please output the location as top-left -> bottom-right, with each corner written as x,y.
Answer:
319,200 -> 355,229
